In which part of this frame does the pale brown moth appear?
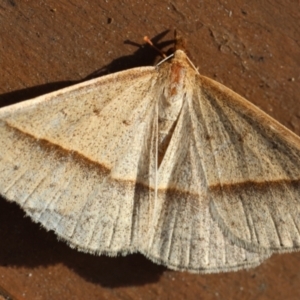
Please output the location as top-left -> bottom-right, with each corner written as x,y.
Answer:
0,34 -> 300,273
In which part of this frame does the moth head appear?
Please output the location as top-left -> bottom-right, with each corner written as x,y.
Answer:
173,30 -> 188,53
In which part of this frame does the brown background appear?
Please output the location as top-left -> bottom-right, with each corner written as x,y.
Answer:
0,0 -> 300,299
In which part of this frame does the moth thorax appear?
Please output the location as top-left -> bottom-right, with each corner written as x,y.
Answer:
164,62 -> 187,105
156,62 -> 188,165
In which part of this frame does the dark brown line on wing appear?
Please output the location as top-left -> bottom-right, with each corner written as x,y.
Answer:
4,121 -> 111,177
210,179 -> 300,195
5,122 -> 300,200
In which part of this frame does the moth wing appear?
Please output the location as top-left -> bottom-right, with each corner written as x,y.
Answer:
143,97 -> 270,273
194,75 -> 300,253
0,67 -> 159,254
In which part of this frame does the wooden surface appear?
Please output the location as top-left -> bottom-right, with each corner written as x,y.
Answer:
0,1 -> 300,299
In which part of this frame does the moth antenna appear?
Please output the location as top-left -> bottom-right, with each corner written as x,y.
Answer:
143,36 -> 167,58
144,31 -> 189,58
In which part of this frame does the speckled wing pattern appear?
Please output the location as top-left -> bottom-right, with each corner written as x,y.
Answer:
0,68 -> 160,255
196,75 -> 300,254
0,49 -> 300,273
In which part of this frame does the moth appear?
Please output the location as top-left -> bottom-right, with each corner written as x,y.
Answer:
0,34 -> 300,273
